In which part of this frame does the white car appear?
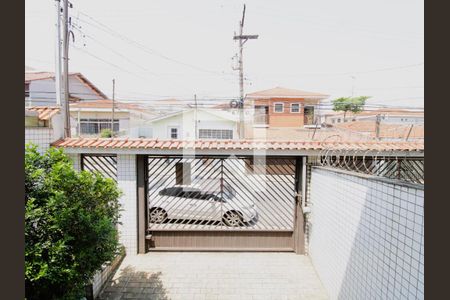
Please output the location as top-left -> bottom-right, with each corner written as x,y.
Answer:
148,184 -> 258,227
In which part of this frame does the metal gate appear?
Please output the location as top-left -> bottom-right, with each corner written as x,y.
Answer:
146,156 -> 301,251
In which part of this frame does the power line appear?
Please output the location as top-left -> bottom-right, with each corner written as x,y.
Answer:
75,10 -> 238,78
70,44 -> 153,82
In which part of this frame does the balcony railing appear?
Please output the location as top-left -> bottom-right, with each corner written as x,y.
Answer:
254,114 -> 268,125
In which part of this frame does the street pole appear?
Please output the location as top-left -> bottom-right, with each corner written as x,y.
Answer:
233,4 -> 258,139
61,0 -> 71,137
111,79 -> 115,137
55,0 -> 62,106
375,114 -> 381,140
194,94 -> 198,140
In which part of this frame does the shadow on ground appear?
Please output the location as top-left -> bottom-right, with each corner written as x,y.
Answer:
99,266 -> 168,300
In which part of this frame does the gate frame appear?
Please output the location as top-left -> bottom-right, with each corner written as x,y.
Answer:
136,154 -> 306,254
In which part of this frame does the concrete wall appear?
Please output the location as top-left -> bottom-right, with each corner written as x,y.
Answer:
308,167 -> 424,300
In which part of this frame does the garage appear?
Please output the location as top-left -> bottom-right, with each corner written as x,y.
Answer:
144,155 -> 304,252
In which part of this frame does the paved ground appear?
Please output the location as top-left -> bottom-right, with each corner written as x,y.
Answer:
99,252 -> 328,300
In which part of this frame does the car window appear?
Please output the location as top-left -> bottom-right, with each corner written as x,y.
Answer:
159,187 -> 183,197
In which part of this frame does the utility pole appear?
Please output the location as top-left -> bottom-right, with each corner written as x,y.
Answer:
233,4 -> 258,139
194,94 -> 198,140
405,124 -> 414,141
55,0 -> 62,106
61,0 -> 71,138
111,79 -> 115,137
350,75 -> 356,97
375,114 -> 381,140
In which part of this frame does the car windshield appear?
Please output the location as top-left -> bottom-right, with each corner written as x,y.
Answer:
159,186 -> 225,202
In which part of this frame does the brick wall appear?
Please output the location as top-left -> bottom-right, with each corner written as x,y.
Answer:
308,167 -> 424,300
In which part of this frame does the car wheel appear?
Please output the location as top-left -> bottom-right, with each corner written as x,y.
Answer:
222,211 -> 243,227
149,208 -> 167,224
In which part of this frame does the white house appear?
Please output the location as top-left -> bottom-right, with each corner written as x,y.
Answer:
69,100 -> 158,138
139,108 -> 239,140
25,71 -> 107,107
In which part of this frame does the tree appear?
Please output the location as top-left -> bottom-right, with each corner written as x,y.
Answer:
25,144 -> 121,299
332,96 -> 370,121
100,128 -> 113,138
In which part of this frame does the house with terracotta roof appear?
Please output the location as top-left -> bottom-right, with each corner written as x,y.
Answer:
242,87 -> 329,140
25,106 -> 70,152
25,71 -> 107,106
69,99 -> 159,138
245,87 -> 329,128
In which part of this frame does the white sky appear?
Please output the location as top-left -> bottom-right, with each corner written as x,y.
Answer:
25,0 -> 424,108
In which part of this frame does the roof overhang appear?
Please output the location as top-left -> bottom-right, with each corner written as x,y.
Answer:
246,95 -> 327,100
52,138 -> 424,157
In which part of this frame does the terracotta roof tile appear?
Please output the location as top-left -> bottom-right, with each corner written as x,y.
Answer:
27,106 -> 61,121
246,87 -> 329,98
52,138 -> 424,153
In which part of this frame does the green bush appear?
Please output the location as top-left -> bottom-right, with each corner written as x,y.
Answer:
25,144 -> 122,299
100,128 -> 113,138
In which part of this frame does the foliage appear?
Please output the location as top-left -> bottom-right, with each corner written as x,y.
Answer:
332,96 -> 370,119
25,144 -> 121,300
100,128 -> 113,138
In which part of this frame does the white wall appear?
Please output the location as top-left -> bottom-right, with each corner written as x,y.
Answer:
149,109 -> 238,139
308,167 -> 424,300
116,154 -> 138,254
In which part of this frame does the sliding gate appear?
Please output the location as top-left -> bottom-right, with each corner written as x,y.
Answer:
146,156 -> 303,251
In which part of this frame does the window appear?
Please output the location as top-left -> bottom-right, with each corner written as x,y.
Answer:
169,127 -> 179,139
80,119 -> 119,135
290,103 -> 301,113
199,129 -> 233,139
274,102 -> 284,113
254,106 -> 269,124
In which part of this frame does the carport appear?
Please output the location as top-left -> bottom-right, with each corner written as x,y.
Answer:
53,138 -> 422,255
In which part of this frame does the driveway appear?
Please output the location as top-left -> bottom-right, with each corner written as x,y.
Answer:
99,252 -> 328,300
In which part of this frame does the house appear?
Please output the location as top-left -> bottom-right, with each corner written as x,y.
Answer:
69,99 -> 158,138
324,108 -> 424,125
25,106 -> 65,152
245,87 -> 329,128
142,108 -> 239,140
25,71 -> 107,106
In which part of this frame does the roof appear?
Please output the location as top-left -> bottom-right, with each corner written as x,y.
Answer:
70,99 -> 143,111
25,71 -> 107,99
325,108 -> 424,118
246,87 -> 329,99
52,137 -> 423,153
26,106 -> 61,121
335,121 -> 424,139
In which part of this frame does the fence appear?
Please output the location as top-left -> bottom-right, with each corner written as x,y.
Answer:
309,151 -> 424,184
81,154 -> 118,181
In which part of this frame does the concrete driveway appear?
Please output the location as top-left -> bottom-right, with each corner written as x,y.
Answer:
99,252 -> 328,300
